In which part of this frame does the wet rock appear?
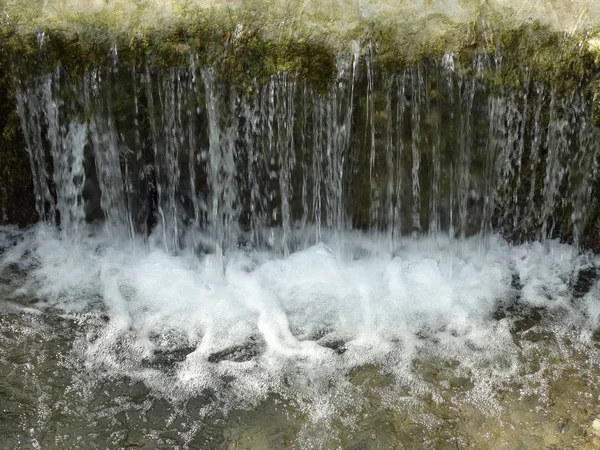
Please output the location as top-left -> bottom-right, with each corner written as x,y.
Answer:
511,271 -> 524,291
207,336 -> 264,363
493,278 -> 548,333
492,272 -> 523,321
349,364 -> 395,387
127,380 -> 151,405
520,329 -> 553,343
557,416 -> 573,434
145,345 -> 196,370
317,337 -> 347,355
349,440 -> 369,450
449,376 -> 474,391
513,307 -> 544,333
494,298 -> 546,333
186,389 -> 218,417
572,266 -> 599,299
145,397 -> 175,429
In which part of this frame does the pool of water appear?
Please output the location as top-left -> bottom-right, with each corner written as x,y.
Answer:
2,225 -> 600,449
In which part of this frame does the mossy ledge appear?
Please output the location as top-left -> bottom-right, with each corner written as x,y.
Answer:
0,1 -> 599,91
1,0 -> 600,228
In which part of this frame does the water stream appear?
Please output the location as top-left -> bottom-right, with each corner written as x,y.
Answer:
14,51 -> 600,248
2,50 -> 600,448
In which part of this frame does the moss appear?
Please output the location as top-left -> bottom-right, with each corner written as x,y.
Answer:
216,28 -> 276,94
590,37 -> 600,66
0,3 -> 598,97
273,39 -> 336,94
491,24 -> 591,92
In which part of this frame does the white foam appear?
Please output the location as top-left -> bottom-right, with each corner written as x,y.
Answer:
1,224 -> 598,413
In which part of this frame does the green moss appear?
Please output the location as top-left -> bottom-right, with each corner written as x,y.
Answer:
0,2 -> 598,97
493,25 -> 589,91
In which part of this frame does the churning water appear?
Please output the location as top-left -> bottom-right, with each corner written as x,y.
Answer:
2,225 -> 600,448
2,50 -> 600,448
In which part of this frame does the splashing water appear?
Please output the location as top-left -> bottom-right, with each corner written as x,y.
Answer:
2,223 -> 600,445
3,51 -> 600,448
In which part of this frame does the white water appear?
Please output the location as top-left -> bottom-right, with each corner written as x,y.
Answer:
5,50 -> 600,445
2,224 -> 599,419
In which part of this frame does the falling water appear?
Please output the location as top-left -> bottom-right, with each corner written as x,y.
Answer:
4,46 -> 600,448
14,50 -> 600,251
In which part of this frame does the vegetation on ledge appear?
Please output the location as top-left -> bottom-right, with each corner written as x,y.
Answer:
0,0 -> 598,92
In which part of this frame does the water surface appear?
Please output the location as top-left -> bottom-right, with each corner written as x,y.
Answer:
2,225 -> 600,448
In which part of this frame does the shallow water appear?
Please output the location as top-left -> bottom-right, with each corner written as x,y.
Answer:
2,225 -> 600,448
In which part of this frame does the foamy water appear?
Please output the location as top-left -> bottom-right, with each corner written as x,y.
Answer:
2,224 -> 599,421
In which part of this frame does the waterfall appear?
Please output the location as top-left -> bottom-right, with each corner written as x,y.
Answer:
15,51 -> 600,253
5,38 -> 600,450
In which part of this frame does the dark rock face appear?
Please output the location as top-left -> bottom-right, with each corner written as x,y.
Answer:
208,336 -> 265,363
0,47 -> 36,226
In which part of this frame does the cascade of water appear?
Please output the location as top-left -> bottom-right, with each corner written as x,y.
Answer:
512,80 -> 528,229
126,64 -> 148,244
186,54 -> 201,246
7,43 -> 600,450
49,115 -> 87,237
274,73 -> 296,255
44,73 -> 87,236
143,66 -> 163,246
12,51 -> 600,253
429,60 -> 442,238
410,66 -> 423,235
394,72 -> 407,239
311,95 -> 324,242
202,68 -> 239,253
367,42 -> 378,231
525,84 -> 546,231
441,54 -> 456,238
570,95 -> 599,249
155,68 -> 186,253
241,87 -> 264,248
299,85 -> 310,233
325,50 -> 356,236
263,78 -> 278,247
16,78 -> 56,223
541,90 -> 569,239
496,89 -> 526,232
456,60 -> 478,238
16,74 -> 88,234
384,76 -> 395,242
480,93 -> 501,240
84,68 -> 129,238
